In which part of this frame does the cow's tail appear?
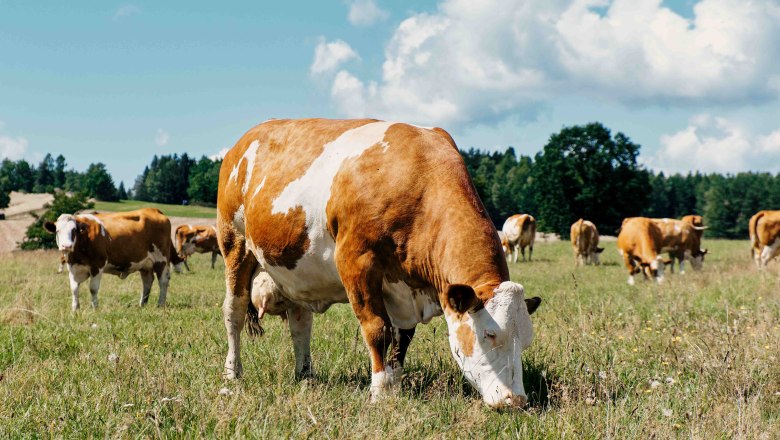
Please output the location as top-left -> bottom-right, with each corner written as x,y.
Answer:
245,300 -> 265,338
749,211 -> 765,259
169,242 -> 185,272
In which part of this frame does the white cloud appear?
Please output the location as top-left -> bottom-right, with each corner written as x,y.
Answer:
209,147 -> 230,161
155,129 -> 169,147
315,0 -> 780,127
347,0 -> 389,27
115,4 -> 140,19
0,135 -> 29,161
643,114 -> 780,173
311,38 -> 359,75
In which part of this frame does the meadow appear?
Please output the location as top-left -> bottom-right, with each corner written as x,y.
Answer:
93,200 -> 217,219
1,239 -> 778,438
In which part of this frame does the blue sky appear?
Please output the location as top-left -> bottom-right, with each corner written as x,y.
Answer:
2,0 -> 780,186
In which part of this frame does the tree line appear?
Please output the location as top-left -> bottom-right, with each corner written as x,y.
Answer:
463,122 -> 780,239
3,122 -> 779,239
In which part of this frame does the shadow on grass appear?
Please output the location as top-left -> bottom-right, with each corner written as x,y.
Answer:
522,359 -> 557,410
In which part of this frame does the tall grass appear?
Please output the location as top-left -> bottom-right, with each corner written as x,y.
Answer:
1,240 -> 778,438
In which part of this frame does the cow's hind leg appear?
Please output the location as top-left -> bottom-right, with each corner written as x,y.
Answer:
287,305 -> 314,379
529,244 -> 534,261
221,229 -> 257,379
211,252 -> 218,269
388,327 -> 416,382
139,269 -> 154,306
521,245 -> 526,262
336,248 -> 395,401
154,262 -> 171,307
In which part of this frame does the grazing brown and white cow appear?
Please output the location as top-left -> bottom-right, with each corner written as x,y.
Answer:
749,210 -> 780,268
651,218 -> 708,274
217,118 -> 542,408
44,208 -> 182,311
174,224 -> 221,271
617,217 -> 669,285
570,219 -> 604,266
501,214 -> 536,263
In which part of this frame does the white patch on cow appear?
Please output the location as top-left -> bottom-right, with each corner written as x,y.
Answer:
382,280 -> 441,329
251,176 -> 266,198
444,281 -> 533,408
761,238 -> 780,266
370,365 -> 398,402
78,214 -> 107,236
254,121 -> 394,312
627,275 -> 636,285
241,140 -> 260,195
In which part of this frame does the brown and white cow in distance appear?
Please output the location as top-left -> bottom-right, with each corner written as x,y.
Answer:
749,210 -> 780,268
617,217 -> 669,285
501,214 -> 536,263
652,218 -> 707,274
174,224 -> 221,271
570,219 -> 603,266
45,208 -> 183,311
217,118 -> 542,408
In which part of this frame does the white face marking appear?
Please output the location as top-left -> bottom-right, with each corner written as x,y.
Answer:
53,214 -> 79,251
444,281 -> 534,408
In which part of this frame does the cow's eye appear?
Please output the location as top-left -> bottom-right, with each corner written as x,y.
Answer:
484,330 -> 496,339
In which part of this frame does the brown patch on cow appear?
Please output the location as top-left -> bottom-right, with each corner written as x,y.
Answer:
456,323 -> 475,357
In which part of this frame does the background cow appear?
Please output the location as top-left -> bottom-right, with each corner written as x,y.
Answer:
501,214 -> 536,263
652,218 -> 707,274
174,224 -> 221,271
45,208 -> 182,311
617,217 -> 669,285
217,118 -> 541,408
749,210 -> 780,268
570,219 -> 603,266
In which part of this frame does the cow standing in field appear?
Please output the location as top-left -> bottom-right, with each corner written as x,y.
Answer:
617,217 -> 669,285
501,214 -> 536,263
652,218 -> 708,274
174,224 -> 221,271
45,208 -> 183,311
218,118 -> 542,408
749,210 -> 780,268
570,219 -> 603,266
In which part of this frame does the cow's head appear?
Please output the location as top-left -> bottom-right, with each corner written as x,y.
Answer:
443,281 -> 541,408
591,247 -> 605,265
689,248 -> 708,270
641,256 -> 668,283
44,214 -> 88,252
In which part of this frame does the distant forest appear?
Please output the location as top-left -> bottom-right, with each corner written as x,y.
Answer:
2,122 -> 779,239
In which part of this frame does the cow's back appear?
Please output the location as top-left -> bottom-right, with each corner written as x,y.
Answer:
99,208 -> 173,268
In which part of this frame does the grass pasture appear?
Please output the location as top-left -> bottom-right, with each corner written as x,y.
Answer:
1,239 -> 779,438
93,200 -> 217,219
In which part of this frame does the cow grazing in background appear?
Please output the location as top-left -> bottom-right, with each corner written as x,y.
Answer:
617,217 -> 669,285
44,208 -> 183,311
174,224 -> 221,271
497,231 -> 510,260
570,219 -> 604,266
749,210 -> 780,268
218,118 -> 542,408
501,214 -> 536,263
652,218 -> 708,274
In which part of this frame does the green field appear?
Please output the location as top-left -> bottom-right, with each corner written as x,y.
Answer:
93,200 -> 216,218
1,240 -> 778,438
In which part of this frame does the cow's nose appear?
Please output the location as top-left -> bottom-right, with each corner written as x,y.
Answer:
505,394 -> 528,408
59,245 -> 73,252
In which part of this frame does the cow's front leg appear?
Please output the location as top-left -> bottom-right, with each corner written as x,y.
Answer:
512,245 -> 519,263
337,249 -> 395,401
387,327 -> 416,383
68,269 -> 86,312
287,305 -> 314,379
155,263 -> 171,307
89,271 -> 102,309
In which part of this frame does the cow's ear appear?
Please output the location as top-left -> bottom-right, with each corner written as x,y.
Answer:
700,248 -> 709,255
525,296 -> 542,315
663,259 -> 673,266
44,221 -> 57,233
595,247 -> 605,253
445,284 -> 479,314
